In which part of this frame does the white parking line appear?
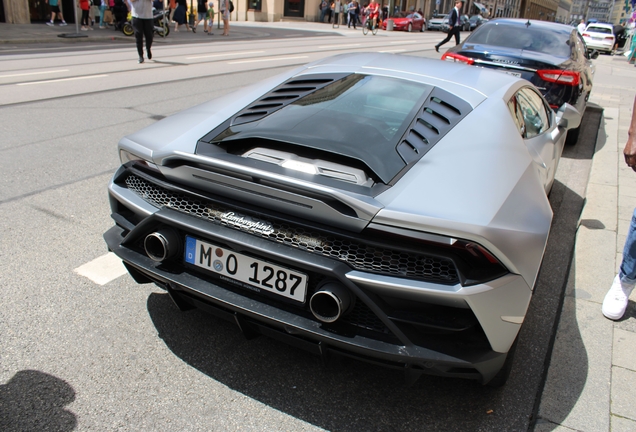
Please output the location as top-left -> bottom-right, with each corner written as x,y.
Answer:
74,252 -> 127,286
0,69 -> 69,78
318,44 -> 361,49
17,74 -> 108,86
187,50 -> 264,59
228,55 -> 308,64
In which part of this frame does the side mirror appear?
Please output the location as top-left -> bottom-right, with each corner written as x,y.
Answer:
556,103 -> 582,130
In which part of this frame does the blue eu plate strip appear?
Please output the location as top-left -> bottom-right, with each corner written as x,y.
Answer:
184,236 -> 196,264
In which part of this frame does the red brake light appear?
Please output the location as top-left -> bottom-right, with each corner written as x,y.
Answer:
582,32 -> 590,37
604,36 -> 615,40
441,52 -> 475,65
537,69 -> 580,86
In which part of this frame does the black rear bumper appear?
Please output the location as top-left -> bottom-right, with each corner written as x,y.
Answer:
104,207 -> 507,383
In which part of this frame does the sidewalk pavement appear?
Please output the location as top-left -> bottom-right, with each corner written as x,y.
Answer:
2,20 -> 636,431
535,54 -> 636,431
0,19 -> 355,45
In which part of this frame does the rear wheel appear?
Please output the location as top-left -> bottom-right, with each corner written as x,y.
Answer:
123,22 -> 134,36
372,23 -> 378,35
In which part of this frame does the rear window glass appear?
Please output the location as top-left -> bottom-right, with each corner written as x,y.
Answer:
215,74 -> 432,183
586,26 -> 612,34
468,23 -> 571,57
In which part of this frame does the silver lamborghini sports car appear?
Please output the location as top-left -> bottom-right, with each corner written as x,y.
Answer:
104,53 -> 581,385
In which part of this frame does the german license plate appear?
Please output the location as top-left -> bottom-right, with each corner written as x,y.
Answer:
184,236 -> 307,303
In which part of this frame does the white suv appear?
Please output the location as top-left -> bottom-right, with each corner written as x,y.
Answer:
582,23 -> 615,54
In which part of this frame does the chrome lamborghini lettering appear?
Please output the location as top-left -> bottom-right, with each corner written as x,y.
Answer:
220,212 -> 275,235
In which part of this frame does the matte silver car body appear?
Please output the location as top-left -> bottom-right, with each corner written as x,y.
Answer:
105,53 -> 581,384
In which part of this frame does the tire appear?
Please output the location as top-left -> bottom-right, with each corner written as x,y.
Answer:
565,126 -> 580,145
158,22 -> 169,37
407,23 -> 412,32
123,22 -> 134,36
362,23 -> 369,35
420,24 -> 425,32
372,24 -> 378,35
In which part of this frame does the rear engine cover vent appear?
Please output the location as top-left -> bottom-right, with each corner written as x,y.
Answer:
231,73 -> 352,126
397,88 -> 473,165
242,147 -> 374,186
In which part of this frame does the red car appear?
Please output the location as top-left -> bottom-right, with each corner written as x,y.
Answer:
381,12 -> 426,32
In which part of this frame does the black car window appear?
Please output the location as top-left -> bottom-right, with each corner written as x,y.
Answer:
517,88 -> 550,139
468,23 -> 571,57
586,26 -> 612,34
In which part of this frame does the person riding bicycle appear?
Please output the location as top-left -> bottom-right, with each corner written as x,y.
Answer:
366,0 -> 379,29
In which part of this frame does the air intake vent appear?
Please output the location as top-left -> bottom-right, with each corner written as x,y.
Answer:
397,88 -> 472,165
230,73 -> 352,126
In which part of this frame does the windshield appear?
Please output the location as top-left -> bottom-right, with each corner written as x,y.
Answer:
468,23 -> 571,57
217,74 -> 432,183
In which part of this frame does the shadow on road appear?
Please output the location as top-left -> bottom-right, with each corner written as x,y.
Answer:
0,370 -> 77,432
144,108 -> 602,431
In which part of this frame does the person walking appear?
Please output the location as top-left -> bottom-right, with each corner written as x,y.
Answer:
577,19 -> 586,34
192,0 -> 207,32
319,0 -> 329,23
205,1 -> 214,34
79,0 -> 91,31
130,0 -> 154,63
172,0 -> 190,32
99,0 -> 109,28
220,0 -> 230,36
46,0 -> 68,26
434,0 -> 463,53
347,0 -> 357,29
602,95 -> 636,320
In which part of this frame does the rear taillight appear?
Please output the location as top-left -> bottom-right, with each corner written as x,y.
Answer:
604,36 -> 614,40
441,53 -> 475,65
537,69 -> 580,86
582,32 -> 590,37
364,226 -> 508,286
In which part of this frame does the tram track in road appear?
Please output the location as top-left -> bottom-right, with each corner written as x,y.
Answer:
0,36 -> 439,106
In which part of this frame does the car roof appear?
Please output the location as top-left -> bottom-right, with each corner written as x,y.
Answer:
483,18 -> 575,33
302,52 -> 519,103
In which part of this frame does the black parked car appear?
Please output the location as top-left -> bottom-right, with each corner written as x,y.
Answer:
441,18 -> 595,144
469,14 -> 487,31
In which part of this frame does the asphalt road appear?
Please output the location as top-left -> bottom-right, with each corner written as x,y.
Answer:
0,32 -> 599,431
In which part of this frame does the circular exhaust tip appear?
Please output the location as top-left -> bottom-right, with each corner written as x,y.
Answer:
309,282 -> 352,323
310,291 -> 342,323
144,229 -> 180,262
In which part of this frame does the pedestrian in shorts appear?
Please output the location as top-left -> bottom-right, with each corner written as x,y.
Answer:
192,0 -> 207,33
46,0 -> 68,26
206,2 -> 215,34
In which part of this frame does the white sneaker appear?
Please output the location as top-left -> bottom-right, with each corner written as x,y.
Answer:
59,21 -> 68,26
46,21 -> 54,26
602,275 -> 635,320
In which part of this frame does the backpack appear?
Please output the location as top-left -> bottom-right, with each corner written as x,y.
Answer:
92,0 -> 101,6
229,0 -> 234,12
